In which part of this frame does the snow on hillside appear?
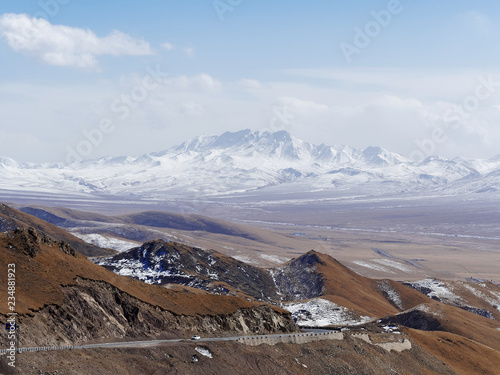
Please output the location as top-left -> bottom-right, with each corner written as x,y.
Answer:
285,298 -> 374,327
403,279 -> 464,304
71,233 -> 140,252
461,283 -> 500,313
0,129 -> 499,201
377,281 -> 403,310
95,256 -> 195,285
195,347 -> 213,358
403,279 -> 500,319
352,259 -> 418,275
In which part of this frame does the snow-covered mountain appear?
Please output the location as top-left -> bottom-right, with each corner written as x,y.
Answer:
1,129 -> 499,201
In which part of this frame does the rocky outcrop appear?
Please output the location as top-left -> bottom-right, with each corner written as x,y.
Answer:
7,227 -> 77,258
270,251 -> 325,301
20,278 -> 298,347
380,309 -> 444,331
97,240 -> 280,300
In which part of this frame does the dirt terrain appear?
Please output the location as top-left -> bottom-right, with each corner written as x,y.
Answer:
0,203 -> 499,374
3,336 -> 457,375
0,227 -> 296,350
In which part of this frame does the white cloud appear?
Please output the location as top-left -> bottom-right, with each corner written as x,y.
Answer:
0,13 -> 152,69
181,102 -> 204,117
161,42 -> 175,51
286,68 -> 486,99
239,79 -> 263,89
277,97 -> 329,116
183,47 -> 195,58
3,69 -> 500,163
166,74 -> 221,92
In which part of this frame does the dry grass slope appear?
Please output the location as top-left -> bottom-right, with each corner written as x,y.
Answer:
0,228 -> 287,317
0,203 -> 115,257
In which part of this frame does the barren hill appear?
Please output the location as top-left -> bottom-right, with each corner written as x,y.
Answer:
1,227 -> 500,374
97,239 -> 280,301
0,228 -> 296,348
272,250 -> 430,317
0,203 -> 115,257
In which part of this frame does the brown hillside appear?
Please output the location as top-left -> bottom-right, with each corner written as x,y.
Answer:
0,203 -> 115,257
409,329 -> 500,375
382,300 -> 500,353
299,250 -> 430,317
0,228 -> 288,318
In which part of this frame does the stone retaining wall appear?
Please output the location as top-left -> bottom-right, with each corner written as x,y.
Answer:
238,331 -> 344,346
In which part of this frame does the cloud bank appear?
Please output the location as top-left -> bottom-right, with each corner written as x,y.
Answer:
0,13 -> 152,69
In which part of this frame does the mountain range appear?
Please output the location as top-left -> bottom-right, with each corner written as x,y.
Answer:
1,129 -> 500,204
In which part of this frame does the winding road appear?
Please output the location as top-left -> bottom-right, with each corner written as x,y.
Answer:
1,329 -> 335,353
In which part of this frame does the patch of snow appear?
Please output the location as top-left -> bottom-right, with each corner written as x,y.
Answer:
284,298 -> 374,327
260,254 -> 289,264
406,279 -> 464,304
378,281 -> 403,309
71,232 -> 139,252
95,257 -> 191,284
195,347 -> 213,358
352,261 -> 393,273
462,283 -> 500,313
268,269 -> 282,296
232,255 -> 261,266
372,259 -> 414,273
413,304 -> 444,319
207,271 -> 219,280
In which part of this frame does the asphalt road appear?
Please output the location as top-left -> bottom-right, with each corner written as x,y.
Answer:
0,329 -> 336,353
72,329 -> 334,350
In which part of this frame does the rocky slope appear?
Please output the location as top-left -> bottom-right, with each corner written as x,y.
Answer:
97,242 -> 433,327
380,300 -> 500,353
402,278 -> 500,320
0,228 -> 297,347
1,227 -> 500,374
96,239 -> 280,301
272,251 -> 430,321
22,278 -> 292,347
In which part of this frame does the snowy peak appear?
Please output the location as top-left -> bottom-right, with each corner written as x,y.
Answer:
0,157 -> 20,168
172,129 -> 311,161
0,129 -> 498,201
168,129 -> 410,166
210,129 -> 256,149
361,146 -> 409,167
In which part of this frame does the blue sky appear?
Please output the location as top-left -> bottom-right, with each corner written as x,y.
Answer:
1,0 -> 500,162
